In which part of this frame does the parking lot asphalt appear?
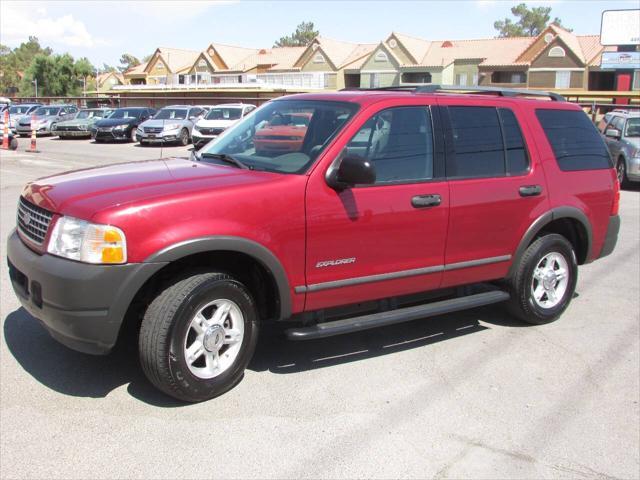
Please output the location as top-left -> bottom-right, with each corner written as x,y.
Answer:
0,137 -> 638,479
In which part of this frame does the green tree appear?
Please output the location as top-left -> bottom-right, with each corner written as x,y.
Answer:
0,37 -> 52,95
100,63 -> 118,73
494,3 -> 570,37
119,53 -> 140,72
21,53 -> 95,96
274,21 -> 319,47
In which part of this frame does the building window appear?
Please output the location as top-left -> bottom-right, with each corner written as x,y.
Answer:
370,73 -> 380,88
374,51 -> 388,62
156,61 -> 164,70
472,73 -> 479,86
401,72 -> 432,84
455,73 -> 468,86
555,71 -> 571,88
633,70 -> 640,90
491,71 -> 526,84
549,46 -> 566,57
313,53 -> 325,63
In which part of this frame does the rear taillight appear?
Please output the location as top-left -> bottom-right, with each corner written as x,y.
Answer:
611,179 -> 620,216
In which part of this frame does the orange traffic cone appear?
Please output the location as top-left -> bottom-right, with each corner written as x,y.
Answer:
1,110 -> 9,150
25,113 -> 39,153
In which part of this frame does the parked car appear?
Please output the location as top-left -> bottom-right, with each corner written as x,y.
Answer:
253,111 -> 311,155
15,104 -> 78,136
6,103 -> 42,133
53,108 -> 113,139
7,86 -> 620,402
91,107 -> 155,143
136,105 -> 205,146
192,103 -> 256,148
598,110 -> 640,186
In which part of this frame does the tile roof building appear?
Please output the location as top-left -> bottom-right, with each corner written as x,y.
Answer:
119,26 -> 627,92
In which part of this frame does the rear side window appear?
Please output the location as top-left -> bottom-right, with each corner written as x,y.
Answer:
536,109 -> 612,171
447,106 -> 529,178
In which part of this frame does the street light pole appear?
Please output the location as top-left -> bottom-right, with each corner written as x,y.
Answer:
32,79 -> 38,99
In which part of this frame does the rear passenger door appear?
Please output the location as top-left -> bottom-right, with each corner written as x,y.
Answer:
438,100 -> 549,288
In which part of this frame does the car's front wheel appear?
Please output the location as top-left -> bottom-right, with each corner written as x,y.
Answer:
179,128 -> 189,146
617,157 -> 629,188
130,128 -> 137,143
139,272 -> 259,402
507,234 -> 577,325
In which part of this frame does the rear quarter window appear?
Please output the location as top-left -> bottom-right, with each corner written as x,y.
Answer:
536,109 -> 612,171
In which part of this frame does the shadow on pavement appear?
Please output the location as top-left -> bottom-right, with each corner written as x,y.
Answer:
4,304 -> 523,406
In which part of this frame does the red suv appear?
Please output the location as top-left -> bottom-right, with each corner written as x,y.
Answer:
7,86 -> 620,402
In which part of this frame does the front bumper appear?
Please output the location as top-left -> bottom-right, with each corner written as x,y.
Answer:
54,129 -> 91,137
192,133 -> 219,148
137,129 -> 181,143
93,128 -> 130,141
16,125 -> 50,136
7,230 -> 166,355
627,157 -> 640,182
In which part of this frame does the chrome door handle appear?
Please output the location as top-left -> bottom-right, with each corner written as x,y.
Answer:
411,194 -> 441,208
519,185 -> 542,197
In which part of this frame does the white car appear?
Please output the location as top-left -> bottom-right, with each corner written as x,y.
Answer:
192,103 -> 256,148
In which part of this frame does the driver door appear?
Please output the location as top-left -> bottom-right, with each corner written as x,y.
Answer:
303,104 -> 449,311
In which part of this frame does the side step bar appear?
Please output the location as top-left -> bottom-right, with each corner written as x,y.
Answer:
286,290 -> 510,340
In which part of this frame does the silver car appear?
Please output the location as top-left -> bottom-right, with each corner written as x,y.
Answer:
15,104 -> 78,136
600,110 -> 640,186
6,103 -> 42,133
136,105 -> 205,146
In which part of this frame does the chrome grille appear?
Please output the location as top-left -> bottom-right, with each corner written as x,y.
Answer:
144,127 -> 163,133
17,197 -> 53,245
199,127 -> 224,136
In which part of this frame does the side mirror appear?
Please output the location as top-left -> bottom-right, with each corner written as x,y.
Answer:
326,154 -> 376,190
605,128 -> 621,139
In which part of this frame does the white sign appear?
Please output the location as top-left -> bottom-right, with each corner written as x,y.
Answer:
601,10 -> 640,45
600,51 -> 640,70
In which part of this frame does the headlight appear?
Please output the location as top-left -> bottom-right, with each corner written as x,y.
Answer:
47,216 -> 127,264
113,125 -> 125,131
164,123 -> 181,131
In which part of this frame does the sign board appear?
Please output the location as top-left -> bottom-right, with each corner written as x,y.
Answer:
601,51 -> 640,70
600,10 -> 640,45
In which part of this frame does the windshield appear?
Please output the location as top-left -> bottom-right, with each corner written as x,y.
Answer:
34,107 -> 61,116
154,109 -> 188,120
9,105 -> 35,114
625,118 -> 640,137
205,107 -> 242,121
199,100 -> 358,174
109,109 -> 141,119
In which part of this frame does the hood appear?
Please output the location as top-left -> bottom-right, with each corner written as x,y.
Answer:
197,119 -> 236,128
140,119 -> 188,129
624,137 -> 640,148
57,118 -> 94,127
94,117 -> 138,127
22,157 -> 279,220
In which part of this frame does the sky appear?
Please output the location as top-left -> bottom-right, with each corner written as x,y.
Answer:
1,0 -> 637,69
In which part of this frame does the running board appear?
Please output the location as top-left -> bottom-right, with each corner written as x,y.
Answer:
286,290 -> 510,340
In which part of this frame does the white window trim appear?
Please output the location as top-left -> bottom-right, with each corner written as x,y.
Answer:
548,46 -> 566,57
313,53 -> 325,64
374,51 -> 389,63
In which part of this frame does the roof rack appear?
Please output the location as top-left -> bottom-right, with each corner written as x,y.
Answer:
341,84 -> 565,102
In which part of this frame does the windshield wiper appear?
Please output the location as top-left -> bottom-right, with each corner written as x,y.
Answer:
200,152 -> 250,170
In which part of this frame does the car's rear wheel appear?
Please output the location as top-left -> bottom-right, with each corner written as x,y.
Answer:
139,272 -> 259,402
507,234 -> 577,325
617,157 -> 629,188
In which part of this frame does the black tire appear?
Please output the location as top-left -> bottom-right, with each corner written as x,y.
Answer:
139,272 -> 259,402
130,127 -> 137,143
617,157 -> 629,188
9,138 -> 18,150
506,234 -> 577,325
179,128 -> 189,146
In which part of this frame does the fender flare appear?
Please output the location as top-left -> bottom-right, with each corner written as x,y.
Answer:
144,236 -> 292,320
507,207 -> 593,278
